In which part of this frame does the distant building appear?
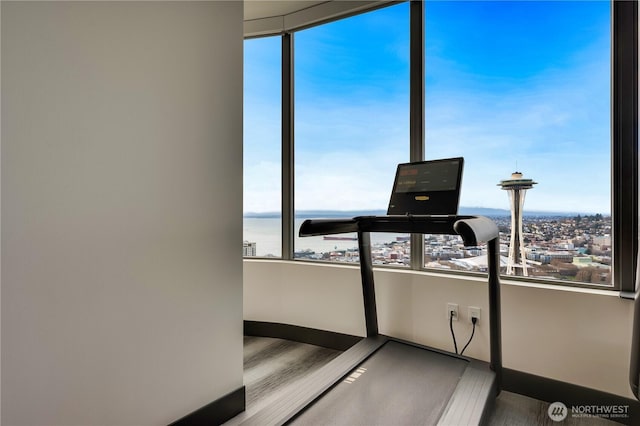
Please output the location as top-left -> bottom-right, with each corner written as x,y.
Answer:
573,256 -> 611,270
499,171 -> 537,276
243,241 -> 257,257
539,251 -> 574,264
573,256 -> 593,267
593,235 -> 612,247
559,242 -> 575,250
451,254 -> 509,271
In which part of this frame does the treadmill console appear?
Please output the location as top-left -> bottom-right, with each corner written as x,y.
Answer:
387,157 -> 463,216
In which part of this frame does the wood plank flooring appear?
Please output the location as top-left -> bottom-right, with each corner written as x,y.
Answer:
229,336 -> 616,425
243,336 -> 343,406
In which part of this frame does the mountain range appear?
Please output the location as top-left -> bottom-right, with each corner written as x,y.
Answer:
243,207 -> 608,219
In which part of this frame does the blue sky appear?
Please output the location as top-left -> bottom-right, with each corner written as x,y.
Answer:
244,0 -> 611,215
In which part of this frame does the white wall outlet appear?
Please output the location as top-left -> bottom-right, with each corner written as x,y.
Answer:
447,303 -> 459,321
469,306 -> 481,323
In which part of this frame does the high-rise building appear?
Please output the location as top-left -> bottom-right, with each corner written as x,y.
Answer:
499,172 -> 537,276
243,241 -> 257,257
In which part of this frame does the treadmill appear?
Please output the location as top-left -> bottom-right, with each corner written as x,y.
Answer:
240,159 -> 502,425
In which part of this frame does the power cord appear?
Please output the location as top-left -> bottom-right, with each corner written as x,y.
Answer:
449,310 -> 458,354
460,317 -> 477,356
449,314 -> 477,356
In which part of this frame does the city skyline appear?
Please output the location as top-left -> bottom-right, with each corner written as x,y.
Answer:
243,206 -> 611,219
244,214 -> 612,286
244,1 -> 611,215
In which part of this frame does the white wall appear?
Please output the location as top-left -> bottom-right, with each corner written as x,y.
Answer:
1,2 -> 243,425
244,259 -> 635,399
244,261 -> 366,336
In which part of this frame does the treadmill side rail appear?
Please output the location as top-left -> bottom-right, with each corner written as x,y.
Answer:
238,336 -> 388,426
438,365 -> 497,426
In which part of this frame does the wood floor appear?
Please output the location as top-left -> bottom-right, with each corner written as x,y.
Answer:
228,336 -> 616,425
243,336 -> 343,407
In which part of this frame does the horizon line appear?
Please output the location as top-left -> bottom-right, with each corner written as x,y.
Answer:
243,207 -> 611,217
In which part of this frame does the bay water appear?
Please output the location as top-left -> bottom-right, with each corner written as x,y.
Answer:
243,218 -> 407,257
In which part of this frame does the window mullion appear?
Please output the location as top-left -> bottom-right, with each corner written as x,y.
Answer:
613,0 -> 638,295
410,0 -> 425,270
282,33 -> 295,260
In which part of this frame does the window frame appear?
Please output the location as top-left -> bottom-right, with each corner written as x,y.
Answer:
613,0 -> 638,295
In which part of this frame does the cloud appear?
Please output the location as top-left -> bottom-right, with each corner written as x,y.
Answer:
243,160 -> 281,212
243,1 -> 611,215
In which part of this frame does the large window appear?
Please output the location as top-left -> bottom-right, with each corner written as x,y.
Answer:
293,3 -> 411,264
243,0 -> 637,291
423,1 -> 612,285
243,37 -> 282,257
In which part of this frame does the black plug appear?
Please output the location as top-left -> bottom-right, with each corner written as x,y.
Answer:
460,316 -> 478,356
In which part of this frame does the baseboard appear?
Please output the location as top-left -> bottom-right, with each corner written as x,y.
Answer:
503,368 -> 640,425
244,320 -> 361,351
168,386 -> 245,426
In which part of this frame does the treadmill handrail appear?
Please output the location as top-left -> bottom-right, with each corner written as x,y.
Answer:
453,216 -> 500,247
299,218 -> 359,236
299,215 -> 499,247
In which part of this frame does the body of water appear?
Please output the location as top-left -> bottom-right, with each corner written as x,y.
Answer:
243,218 -> 408,257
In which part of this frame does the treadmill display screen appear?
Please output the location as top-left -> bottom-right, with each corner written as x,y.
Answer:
394,160 -> 461,193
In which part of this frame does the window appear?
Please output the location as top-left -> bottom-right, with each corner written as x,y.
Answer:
293,3 -> 411,264
423,0 -> 613,286
243,36 -> 282,257
243,0 -> 637,290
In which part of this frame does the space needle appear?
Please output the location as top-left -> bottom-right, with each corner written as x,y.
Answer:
499,171 -> 537,276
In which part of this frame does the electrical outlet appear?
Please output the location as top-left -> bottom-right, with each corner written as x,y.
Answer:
468,306 -> 481,323
447,303 -> 459,321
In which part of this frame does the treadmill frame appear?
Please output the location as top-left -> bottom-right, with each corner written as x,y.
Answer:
298,215 -> 503,390
237,215 -> 503,425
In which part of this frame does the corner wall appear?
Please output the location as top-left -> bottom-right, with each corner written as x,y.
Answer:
1,2 -> 243,425
244,259 -> 635,399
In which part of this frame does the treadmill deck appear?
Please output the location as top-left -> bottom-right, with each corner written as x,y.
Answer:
237,336 -> 497,426
290,340 -> 468,425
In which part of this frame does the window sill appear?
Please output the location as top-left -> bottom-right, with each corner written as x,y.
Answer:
243,257 -> 624,297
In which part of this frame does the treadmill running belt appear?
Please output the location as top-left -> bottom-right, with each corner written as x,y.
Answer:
289,341 -> 468,425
